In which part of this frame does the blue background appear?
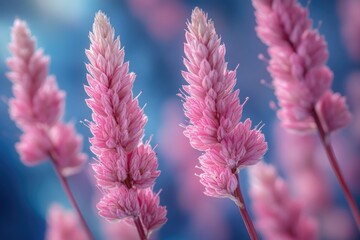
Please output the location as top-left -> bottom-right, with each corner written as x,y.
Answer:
0,0 -> 359,239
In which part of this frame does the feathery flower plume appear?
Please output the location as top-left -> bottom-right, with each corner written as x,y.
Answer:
249,162 -> 318,240
6,19 -> 91,238
181,7 -> 267,239
252,0 -> 359,228
252,0 -> 351,133
85,11 -> 166,240
45,204 -> 87,240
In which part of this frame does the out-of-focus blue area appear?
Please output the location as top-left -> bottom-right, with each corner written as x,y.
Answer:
0,0 -> 359,239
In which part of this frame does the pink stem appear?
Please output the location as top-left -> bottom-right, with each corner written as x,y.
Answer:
312,108 -> 360,230
133,216 -> 147,240
49,152 -> 94,240
234,174 -> 259,240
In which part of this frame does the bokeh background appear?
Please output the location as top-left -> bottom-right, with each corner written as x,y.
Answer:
0,0 -> 359,239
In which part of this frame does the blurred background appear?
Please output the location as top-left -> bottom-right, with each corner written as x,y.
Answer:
0,0 -> 359,239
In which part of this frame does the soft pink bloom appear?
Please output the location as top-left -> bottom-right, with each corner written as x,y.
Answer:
127,0 -> 186,41
15,127 -> 51,165
6,19 -> 86,175
338,0 -> 360,62
274,123 -> 357,239
97,186 -> 140,220
181,7 -> 267,202
316,91 -> 352,134
7,20 -> 64,129
138,189 -> 167,234
274,123 -> 332,212
45,204 -> 87,240
249,162 -> 318,240
48,122 -> 87,176
85,11 -> 166,237
252,0 -> 351,133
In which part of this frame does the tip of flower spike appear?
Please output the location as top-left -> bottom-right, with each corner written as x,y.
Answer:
189,7 -> 212,39
93,11 -> 112,39
9,18 -> 36,60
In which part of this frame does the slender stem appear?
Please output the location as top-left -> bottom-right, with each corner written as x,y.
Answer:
49,152 -> 94,240
133,216 -> 147,240
234,174 -> 258,240
312,108 -> 360,230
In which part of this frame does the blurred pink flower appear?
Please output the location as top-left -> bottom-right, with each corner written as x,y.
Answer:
45,204 -> 87,240
347,72 -> 360,142
274,123 -> 357,239
6,19 -> 86,175
127,0 -> 186,41
249,162 -> 318,240
338,0 -> 360,62
252,0 -> 351,133
85,11 -> 166,239
181,7 -> 267,202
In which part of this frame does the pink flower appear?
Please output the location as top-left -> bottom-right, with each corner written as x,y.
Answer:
48,122 -> 87,176
85,11 -> 166,238
7,20 -> 64,129
45,204 -> 87,240
252,0 -> 351,133
316,91 -> 352,133
249,162 -> 318,240
16,127 -> 51,165
138,189 -> 167,234
6,19 -> 86,175
97,186 -> 140,220
181,7 -> 267,202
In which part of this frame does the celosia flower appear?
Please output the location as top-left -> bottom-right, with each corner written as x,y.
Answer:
181,7 -> 266,239
252,0 -> 351,133
85,11 -> 166,239
45,204 -> 87,240
181,7 -> 267,202
6,19 -> 86,175
249,162 -> 318,240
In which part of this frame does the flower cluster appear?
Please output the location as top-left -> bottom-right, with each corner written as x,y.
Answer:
6,19 -> 86,176
181,7 -> 267,202
252,0 -> 351,133
249,162 -> 318,240
45,204 -> 87,240
85,12 -> 166,238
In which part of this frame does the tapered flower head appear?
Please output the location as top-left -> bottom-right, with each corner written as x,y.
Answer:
85,11 -> 167,236
181,7 -> 267,201
7,20 -> 64,129
6,19 -> 86,175
252,0 -> 351,133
